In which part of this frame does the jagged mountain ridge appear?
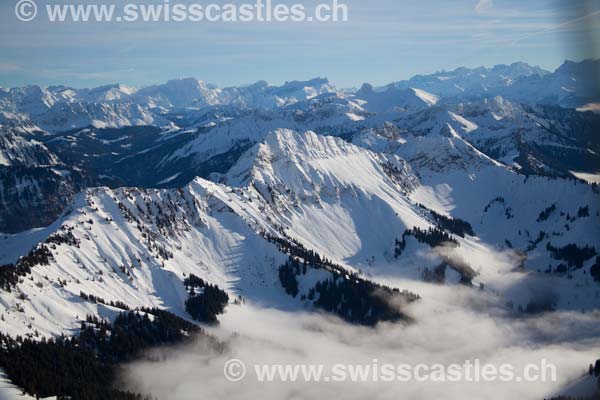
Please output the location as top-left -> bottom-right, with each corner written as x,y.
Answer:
1,129 -> 598,340
1,60 -> 596,135
0,77 -> 342,133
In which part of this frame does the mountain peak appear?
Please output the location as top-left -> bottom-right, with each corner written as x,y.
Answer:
224,128 -> 418,202
283,77 -> 330,87
556,58 -> 599,75
357,83 -> 374,94
354,84 -> 438,113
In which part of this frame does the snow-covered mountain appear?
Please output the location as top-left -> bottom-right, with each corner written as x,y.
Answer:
0,129 -> 419,336
389,62 -> 549,99
0,60 -> 595,138
0,77 -> 342,133
134,78 -> 222,109
351,95 -> 600,177
501,59 -> 600,108
354,84 -> 439,113
383,60 -> 600,108
0,88 -> 599,400
158,93 -> 369,179
0,113 -> 54,167
1,61 -> 598,329
32,100 -> 170,132
219,77 -> 339,108
1,128 -> 598,341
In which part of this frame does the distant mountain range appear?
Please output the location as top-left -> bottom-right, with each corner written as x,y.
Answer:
1,60 -> 598,234
0,60 -> 597,133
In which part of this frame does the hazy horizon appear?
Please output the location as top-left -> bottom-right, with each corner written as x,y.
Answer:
1,57 -> 596,91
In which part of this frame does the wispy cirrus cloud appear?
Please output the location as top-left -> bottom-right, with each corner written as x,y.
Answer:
475,0 -> 494,14
0,62 -> 23,73
0,0 -> 596,88
41,68 -> 136,80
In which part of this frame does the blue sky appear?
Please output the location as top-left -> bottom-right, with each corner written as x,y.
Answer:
0,0 -> 598,88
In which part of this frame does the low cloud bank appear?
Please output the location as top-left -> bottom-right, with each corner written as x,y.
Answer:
122,281 -> 600,400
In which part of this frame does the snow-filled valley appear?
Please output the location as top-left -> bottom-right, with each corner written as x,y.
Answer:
0,60 -> 599,400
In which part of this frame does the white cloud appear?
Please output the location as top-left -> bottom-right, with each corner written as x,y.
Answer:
121,284 -> 600,400
475,0 -> 494,14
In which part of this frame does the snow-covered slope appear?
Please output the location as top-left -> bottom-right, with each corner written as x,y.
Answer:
31,101 -> 170,132
0,182 -> 288,337
354,84 -> 439,113
77,83 -> 137,103
353,106 -> 503,174
2,129 -> 598,342
352,96 -> 600,177
0,113 -> 56,167
161,93 -> 369,171
222,131 -> 600,310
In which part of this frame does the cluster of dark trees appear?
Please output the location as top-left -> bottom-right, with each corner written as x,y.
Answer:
79,291 -> 131,311
589,359 -> 600,377
483,196 -> 505,213
421,264 -> 447,284
267,232 -> 420,326
0,244 -> 52,291
381,162 -> 411,191
578,206 -> 590,218
0,229 -> 81,292
526,231 -> 548,251
482,196 -> 514,219
395,227 -> 458,257
266,233 -> 335,269
560,205 -> 592,223
117,200 -> 138,224
546,242 -> 597,269
591,257 -> 600,282
46,229 -> 80,247
116,198 -> 177,262
183,273 -> 209,290
117,190 -> 197,239
0,309 -> 212,399
278,258 -> 306,297
430,211 -> 474,237
417,204 -> 474,237
309,274 -> 415,326
276,256 -> 420,326
548,395 -> 600,400
184,273 -> 229,324
537,204 -> 557,222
